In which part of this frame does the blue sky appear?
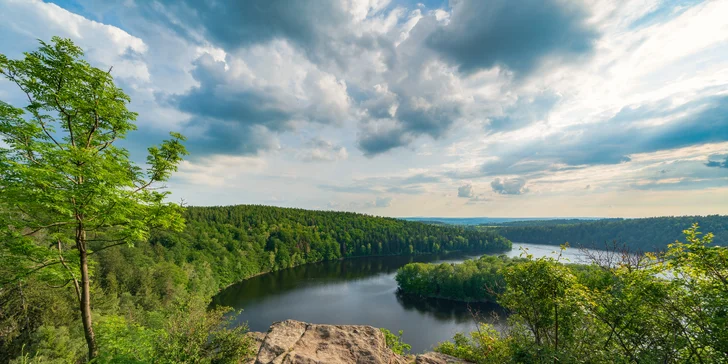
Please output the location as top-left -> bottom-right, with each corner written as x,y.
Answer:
0,0 -> 726,217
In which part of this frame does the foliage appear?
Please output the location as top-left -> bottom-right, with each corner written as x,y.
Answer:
95,298 -> 255,364
432,225 -> 728,363
435,324 -> 512,364
380,328 -> 411,355
0,37 -> 187,360
153,205 -> 512,289
488,215 -> 727,251
395,255 -> 526,302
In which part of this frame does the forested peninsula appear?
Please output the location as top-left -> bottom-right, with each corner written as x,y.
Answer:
487,215 -> 727,251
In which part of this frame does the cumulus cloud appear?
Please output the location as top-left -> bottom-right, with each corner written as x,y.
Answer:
457,184 -> 474,198
296,137 -> 348,162
137,0 -> 349,54
164,42 -> 351,156
0,0 -> 150,83
4,0 -> 727,215
491,178 -> 528,195
427,0 -> 598,75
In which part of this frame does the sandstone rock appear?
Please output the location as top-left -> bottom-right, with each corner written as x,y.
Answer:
245,331 -> 267,364
415,352 -> 471,364
249,320 -> 472,364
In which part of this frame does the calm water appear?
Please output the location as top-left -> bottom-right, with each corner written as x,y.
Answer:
212,243 -> 596,353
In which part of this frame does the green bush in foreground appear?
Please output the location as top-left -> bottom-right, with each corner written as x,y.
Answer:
380,328 -> 412,355
434,225 -> 727,363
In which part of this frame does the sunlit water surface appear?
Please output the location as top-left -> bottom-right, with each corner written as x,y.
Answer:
213,243 -> 600,353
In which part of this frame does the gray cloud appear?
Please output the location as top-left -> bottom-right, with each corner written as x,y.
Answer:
491,177 -> 528,195
358,126 -> 414,157
705,155 -> 728,168
458,184 -> 474,198
427,0 -> 598,75
478,96 -> 728,176
488,93 -> 560,132
142,0 -> 347,54
356,16 -> 465,155
166,52 -> 350,156
296,137 -> 348,162
164,55 -> 294,155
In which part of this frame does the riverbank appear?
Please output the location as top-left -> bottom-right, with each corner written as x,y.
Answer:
216,247 -> 513,292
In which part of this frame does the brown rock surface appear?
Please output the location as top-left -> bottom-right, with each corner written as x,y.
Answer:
414,352 -> 471,364
248,320 -> 473,364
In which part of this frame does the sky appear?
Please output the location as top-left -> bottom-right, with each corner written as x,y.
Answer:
0,0 -> 726,218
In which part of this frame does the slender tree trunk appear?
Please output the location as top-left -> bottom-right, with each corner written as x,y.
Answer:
554,298 -> 559,363
77,226 -> 98,360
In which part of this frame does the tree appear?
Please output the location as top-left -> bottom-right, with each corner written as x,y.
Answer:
0,37 -> 187,360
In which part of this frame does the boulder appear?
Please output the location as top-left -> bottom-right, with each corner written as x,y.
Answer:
248,320 -> 473,364
415,352 -> 471,364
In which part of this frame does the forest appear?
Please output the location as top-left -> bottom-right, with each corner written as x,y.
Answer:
488,215 -> 728,252
395,255 -> 528,302
150,205 -> 512,288
398,225 -> 728,363
0,204 -> 510,363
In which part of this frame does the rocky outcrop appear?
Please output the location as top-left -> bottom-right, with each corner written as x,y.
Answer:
414,352 -> 470,364
247,320 -> 471,364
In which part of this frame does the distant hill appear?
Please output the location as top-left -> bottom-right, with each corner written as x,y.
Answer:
485,215 -> 727,252
402,217 -> 603,226
147,205 -> 512,288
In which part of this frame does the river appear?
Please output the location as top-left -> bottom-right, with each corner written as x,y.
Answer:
212,243 -> 599,353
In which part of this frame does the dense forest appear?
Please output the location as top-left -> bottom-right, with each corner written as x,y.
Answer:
0,204 -> 511,362
151,205 -> 512,288
489,215 -> 728,251
399,225 -> 728,363
395,255 -> 527,302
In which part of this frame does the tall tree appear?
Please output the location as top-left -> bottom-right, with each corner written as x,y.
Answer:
0,37 -> 187,360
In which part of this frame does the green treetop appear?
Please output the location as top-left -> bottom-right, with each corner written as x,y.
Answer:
0,37 -> 187,361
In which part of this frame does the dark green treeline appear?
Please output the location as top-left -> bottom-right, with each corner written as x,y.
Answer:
152,205 -> 512,289
489,215 -> 727,251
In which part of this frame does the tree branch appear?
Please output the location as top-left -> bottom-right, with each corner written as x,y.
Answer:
58,239 -> 81,303
2,71 -> 64,150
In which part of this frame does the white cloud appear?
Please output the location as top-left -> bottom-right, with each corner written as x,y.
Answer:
0,0 -> 150,83
2,0 -> 726,217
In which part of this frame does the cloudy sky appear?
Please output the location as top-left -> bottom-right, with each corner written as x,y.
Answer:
1,0 -> 727,217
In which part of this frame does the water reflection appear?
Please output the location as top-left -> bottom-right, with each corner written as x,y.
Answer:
395,291 -> 507,326
213,243 -> 597,352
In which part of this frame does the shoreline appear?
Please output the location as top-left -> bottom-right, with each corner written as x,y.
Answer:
216,246 -> 513,292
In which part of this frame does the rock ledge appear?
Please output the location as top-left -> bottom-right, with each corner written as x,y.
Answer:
247,320 -> 471,364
